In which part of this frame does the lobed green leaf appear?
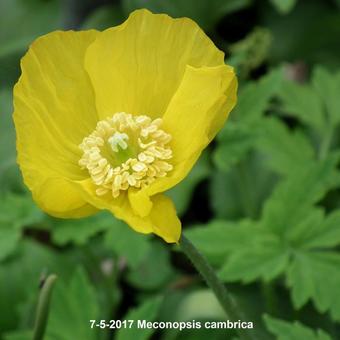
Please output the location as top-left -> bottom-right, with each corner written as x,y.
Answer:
261,154 -> 340,235
116,296 -> 163,340
264,314 -> 331,340
46,268 -> 100,340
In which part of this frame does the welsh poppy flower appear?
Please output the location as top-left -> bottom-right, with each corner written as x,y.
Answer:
13,9 -> 237,243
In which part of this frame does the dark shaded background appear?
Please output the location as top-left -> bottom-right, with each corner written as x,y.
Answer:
1,0 -> 340,339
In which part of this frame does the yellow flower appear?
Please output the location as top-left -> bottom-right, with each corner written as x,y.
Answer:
13,9 -> 237,243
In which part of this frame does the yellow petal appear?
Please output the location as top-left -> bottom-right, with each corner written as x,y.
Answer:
74,180 -> 180,243
149,194 -> 181,243
13,30 -> 99,217
118,194 -> 180,243
128,188 -> 153,217
84,9 -> 224,119
34,178 -> 98,218
133,64 -> 237,204
73,178 -> 154,234
164,64 -> 237,162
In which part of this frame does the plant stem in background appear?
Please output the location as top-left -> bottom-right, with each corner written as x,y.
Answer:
33,274 -> 58,340
180,235 -> 257,340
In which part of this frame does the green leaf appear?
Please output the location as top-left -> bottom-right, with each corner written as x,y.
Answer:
187,219 -> 289,283
185,219 -> 269,264
0,240 -> 73,334
0,89 -> 15,165
52,212 -> 113,246
0,89 -> 22,191
264,314 -> 331,340
0,0 -> 61,58
215,115 -> 316,175
255,156 -> 340,319
105,219 -> 151,269
312,65 -> 340,127
210,153 -> 340,299
210,170 -> 246,219
127,242 -> 174,290
228,67 -> 283,123
0,194 -> 44,261
284,208 -> 325,247
213,122 -> 255,171
214,69 -> 283,171
0,0 -> 62,87
299,210 -> 340,249
167,152 -> 210,215
286,251 -> 340,319
0,228 -> 21,262
288,239 -> 340,320
3,331 -> 32,340
0,194 -> 43,229
279,80 -> 325,132
116,296 -> 162,340
122,0 -> 252,31
211,153 -> 277,219
82,4 -> 125,30
261,155 -> 340,235
46,268 -> 100,340
255,117 -> 315,175
269,0 -> 297,14
219,239 -> 290,283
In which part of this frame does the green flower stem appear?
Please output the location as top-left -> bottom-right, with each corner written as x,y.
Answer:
180,235 -> 257,340
33,274 -> 58,340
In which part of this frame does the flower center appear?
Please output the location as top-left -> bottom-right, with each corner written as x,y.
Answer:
108,132 -> 129,153
79,112 -> 173,197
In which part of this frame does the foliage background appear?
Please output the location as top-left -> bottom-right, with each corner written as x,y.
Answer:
1,0 -> 340,339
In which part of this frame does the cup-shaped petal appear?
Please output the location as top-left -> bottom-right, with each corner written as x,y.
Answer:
14,30 -> 99,217
84,9 -> 225,119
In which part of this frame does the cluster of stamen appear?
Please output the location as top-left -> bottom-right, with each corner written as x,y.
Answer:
79,112 -> 173,198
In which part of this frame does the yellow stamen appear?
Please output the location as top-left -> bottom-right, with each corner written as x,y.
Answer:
79,112 -> 173,198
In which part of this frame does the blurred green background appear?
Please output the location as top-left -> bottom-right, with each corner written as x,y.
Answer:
1,0 -> 340,339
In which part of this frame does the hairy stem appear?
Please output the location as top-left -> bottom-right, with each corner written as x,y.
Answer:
180,235 -> 257,340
